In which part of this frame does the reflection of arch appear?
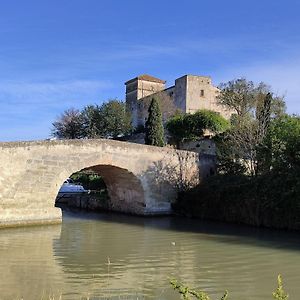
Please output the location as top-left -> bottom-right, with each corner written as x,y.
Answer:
58,165 -> 145,215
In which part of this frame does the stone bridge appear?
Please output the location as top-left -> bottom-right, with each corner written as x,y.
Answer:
0,139 -> 204,228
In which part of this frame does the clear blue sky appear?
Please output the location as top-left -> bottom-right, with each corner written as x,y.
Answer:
1,0 -> 299,141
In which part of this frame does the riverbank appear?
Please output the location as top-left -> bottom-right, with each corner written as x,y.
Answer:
174,171 -> 300,231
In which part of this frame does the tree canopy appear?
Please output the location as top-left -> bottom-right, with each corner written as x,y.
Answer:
51,99 -> 132,139
215,79 -> 288,176
269,114 -> 300,171
218,79 -> 286,119
98,100 -> 132,138
166,109 -> 229,147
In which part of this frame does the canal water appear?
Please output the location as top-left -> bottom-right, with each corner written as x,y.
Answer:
0,209 -> 300,300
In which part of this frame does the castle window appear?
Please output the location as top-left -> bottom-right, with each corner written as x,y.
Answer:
200,90 -> 205,97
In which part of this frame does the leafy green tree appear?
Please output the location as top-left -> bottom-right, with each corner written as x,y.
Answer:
81,104 -> 102,138
269,114 -> 300,171
218,79 -> 285,120
166,110 -> 229,148
192,110 -> 230,133
165,113 -> 189,147
80,100 -> 132,139
99,99 -> 132,138
145,98 -> 165,146
51,108 -> 85,139
218,78 -> 256,118
52,100 -> 132,139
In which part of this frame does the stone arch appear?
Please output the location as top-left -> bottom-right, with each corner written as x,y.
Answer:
0,139 -> 201,227
56,164 -> 146,215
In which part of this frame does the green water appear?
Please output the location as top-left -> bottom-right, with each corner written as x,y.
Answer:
0,209 -> 299,299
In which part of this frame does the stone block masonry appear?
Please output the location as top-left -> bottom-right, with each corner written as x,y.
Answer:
0,139 -> 201,228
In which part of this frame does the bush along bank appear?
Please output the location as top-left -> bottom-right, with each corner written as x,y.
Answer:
174,169 -> 300,231
171,274 -> 289,300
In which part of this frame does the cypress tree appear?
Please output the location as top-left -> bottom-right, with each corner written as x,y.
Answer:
145,98 -> 165,147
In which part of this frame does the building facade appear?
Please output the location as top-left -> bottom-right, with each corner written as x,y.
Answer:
125,74 -> 232,128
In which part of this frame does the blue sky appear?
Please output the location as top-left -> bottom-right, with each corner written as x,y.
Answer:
1,0 -> 300,141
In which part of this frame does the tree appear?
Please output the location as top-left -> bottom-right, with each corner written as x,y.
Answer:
165,113 -> 189,147
216,116 -> 259,175
269,114 -> 300,171
144,98 -> 165,146
166,110 -> 229,148
216,79 -> 286,176
99,99 -> 132,138
218,79 -> 286,121
51,108 -> 85,139
79,100 -> 132,139
51,100 -> 132,140
81,104 -> 102,138
218,78 -> 256,118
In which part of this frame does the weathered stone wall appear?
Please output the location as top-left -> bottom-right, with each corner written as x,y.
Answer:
0,139 -> 200,227
179,138 -> 216,156
199,154 -> 217,178
174,75 -> 188,112
137,79 -> 165,99
185,75 -> 233,118
56,192 -> 109,211
136,88 -> 177,127
126,78 -> 166,127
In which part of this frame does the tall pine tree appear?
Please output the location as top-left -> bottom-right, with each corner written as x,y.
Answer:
145,98 -> 165,147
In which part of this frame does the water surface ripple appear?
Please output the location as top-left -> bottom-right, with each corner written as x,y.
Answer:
0,209 -> 299,299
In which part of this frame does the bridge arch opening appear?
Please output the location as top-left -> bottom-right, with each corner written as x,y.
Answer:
55,165 -> 146,215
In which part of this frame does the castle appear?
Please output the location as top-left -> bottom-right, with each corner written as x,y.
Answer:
125,74 -> 232,128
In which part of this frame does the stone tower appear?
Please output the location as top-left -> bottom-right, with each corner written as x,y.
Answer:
174,75 -> 222,114
125,74 -> 166,128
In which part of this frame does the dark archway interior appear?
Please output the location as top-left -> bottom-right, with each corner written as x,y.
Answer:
55,165 -> 145,215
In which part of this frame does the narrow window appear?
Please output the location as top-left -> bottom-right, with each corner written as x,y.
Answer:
200,90 -> 204,97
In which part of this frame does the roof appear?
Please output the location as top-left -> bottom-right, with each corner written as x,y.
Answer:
125,74 -> 166,85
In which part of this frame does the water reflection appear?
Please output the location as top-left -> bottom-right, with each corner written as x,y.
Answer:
0,225 -> 64,300
0,209 -> 300,299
